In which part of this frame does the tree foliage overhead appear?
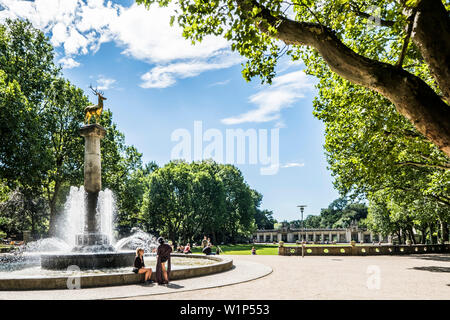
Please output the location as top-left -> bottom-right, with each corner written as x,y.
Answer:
136,0 -> 450,157
135,0 -> 449,241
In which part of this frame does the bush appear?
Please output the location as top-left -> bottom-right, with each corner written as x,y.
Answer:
0,230 -> 6,239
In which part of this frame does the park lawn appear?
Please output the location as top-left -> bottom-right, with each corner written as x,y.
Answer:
191,244 -> 279,255
190,243 -> 360,255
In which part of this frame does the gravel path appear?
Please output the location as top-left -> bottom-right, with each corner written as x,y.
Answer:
121,254 -> 450,300
1,253 -> 448,300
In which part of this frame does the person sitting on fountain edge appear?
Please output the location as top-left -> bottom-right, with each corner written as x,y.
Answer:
133,248 -> 153,283
156,237 -> 172,285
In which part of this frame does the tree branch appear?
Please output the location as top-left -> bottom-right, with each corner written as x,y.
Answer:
396,8 -> 416,67
349,4 -> 396,28
410,0 -> 450,105
395,161 -> 450,170
236,0 -> 450,157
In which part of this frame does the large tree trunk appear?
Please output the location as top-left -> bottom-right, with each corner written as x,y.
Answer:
412,0 -> 450,105
420,227 -> 427,244
440,220 -> 449,244
238,0 -> 450,157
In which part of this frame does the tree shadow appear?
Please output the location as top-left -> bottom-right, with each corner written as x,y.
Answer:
412,254 -> 450,262
411,266 -> 450,273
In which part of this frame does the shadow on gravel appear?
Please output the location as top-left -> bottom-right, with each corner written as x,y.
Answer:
166,283 -> 184,289
412,255 -> 450,262
411,266 -> 450,273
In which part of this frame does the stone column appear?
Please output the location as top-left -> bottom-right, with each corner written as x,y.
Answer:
79,124 -> 106,235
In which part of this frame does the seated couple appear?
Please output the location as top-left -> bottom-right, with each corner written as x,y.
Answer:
133,237 -> 172,285
176,243 -> 192,254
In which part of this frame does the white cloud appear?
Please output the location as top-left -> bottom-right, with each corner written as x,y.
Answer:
0,1 -> 238,84
221,70 -> 314,125
140,53 -> 242,89
208,79 -> 231,87
96,75 -> 116,90
58,56 -> 80,69
281,162 -> 305,168
109,3 -> 230,64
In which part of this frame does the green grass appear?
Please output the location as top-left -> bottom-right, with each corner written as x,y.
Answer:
191,244 -> 279,255
190,243 -> 365,255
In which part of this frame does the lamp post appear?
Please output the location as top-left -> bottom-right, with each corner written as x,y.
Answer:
297,205 -> 307,241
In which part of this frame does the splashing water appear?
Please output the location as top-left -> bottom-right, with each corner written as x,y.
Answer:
98,189 -> 116,245
58,186 -> 86,247
57,186 -> 116,247
114,228 -> 158,253
20,238 -> 71,253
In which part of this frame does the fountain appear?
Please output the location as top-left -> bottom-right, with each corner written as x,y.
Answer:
40,122 -> 136,269
0,89 -> 233,290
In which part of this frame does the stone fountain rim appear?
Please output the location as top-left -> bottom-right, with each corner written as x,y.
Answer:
0,254 -> 233,291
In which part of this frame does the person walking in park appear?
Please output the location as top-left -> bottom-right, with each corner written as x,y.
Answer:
155,237 -> 172,285
133,248 -> 152,283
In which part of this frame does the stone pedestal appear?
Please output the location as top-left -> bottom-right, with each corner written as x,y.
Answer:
73,124 -> 113,251
80,124 -> 106,194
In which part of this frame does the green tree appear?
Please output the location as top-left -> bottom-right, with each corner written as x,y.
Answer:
299,197 -> 368,229
41,78 -> 86,235
303,215 -> 321,228
115,162 -> 158,236
0,19 -> 145,237
0,19 -> 56,192
136,0 -> 450,157
139,160 -> 258,244
254,208 -> 276,230
367,189 -> 449,244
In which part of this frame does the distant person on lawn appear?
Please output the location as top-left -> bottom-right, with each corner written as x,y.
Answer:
201,236 -> 208,248
251,247 -> 256,255
155,237 -> 172,285
133,248 -> 152,283
202,243 -> 212,255
183,243 -> 192,254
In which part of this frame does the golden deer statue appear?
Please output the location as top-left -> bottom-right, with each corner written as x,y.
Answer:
84,85 -> 107,124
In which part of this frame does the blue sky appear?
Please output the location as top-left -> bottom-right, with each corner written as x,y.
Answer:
0,0 -> 340,221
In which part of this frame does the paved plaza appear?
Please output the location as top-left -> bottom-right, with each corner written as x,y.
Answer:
1,254 -> 448,300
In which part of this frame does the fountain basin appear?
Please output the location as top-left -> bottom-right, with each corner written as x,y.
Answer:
41,251 -> 135,270
0,254 -> 233,290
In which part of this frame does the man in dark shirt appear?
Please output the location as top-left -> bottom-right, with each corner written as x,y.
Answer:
156,237 -> 172,285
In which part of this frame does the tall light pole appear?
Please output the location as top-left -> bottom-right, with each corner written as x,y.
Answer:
297,205 -> 307,241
